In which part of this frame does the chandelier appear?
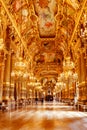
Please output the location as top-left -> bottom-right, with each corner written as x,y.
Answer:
28,73 -> 42,88
15,57 -> 26,69
55,81 -> 66,90
11,42 -> 29,79
56,49 -> 78,91
28,73 -> 37,86
11,57 -> 28,79
63,56 -> 75,71
61,58 -> 77,81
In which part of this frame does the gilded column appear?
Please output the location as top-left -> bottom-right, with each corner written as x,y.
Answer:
0,54 -> 5,102
21,82 -> 26,100
84,48 -> 87,103
29,89 -> 32,99
81,52 -> 85,82
18,81 -> 22,100
10,82 -> 15,100
15,82 -> 18,101
10,54 -> 15,101
77,56 -> 81,83
77,55 -> 82,102
3,53 -> 11,101
32,87 -> 35,99
36,89 -> 39,99
3,26 -> 11,102
69,81 -> 74,101
66,80 -> 69,100
80,52 -> 86,101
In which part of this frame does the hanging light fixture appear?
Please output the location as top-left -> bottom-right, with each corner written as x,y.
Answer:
63,56 -> 75,71
11,47 -> 28,79
11,37 -> 29,79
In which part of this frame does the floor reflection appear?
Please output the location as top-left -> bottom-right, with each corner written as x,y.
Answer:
0,102 -> 87,130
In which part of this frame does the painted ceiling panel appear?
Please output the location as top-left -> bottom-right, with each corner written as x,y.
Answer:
34,0 -> 57,37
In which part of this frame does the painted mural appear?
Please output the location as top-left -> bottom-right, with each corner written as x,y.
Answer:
34,52 -> 62,65
34,0 -> 57,37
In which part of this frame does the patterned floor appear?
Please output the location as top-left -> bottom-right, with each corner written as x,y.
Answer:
0,102 -> 87,130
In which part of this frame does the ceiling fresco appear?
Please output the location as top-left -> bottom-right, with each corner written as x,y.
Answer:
0,0 -> 86,88
34,0 -> 57,37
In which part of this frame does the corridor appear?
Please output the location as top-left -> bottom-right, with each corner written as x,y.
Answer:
0,102 -> 87,130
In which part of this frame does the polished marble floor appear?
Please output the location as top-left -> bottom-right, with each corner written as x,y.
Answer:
0,101 -> 87,130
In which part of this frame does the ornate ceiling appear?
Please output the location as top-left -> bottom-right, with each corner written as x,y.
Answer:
0,0 -> 87,87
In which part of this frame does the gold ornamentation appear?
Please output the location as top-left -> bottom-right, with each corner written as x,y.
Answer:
38,0 -> 49,8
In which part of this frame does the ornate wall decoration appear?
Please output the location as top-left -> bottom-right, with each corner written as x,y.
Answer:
38,0 -> 49,8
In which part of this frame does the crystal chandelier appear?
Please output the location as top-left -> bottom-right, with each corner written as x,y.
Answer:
57,49 -> 78,88
55,81 -> 66,89
28,73 -> 42,88
28,73 -> 37,86
11,43 -> 28,79
11,58 -> 27,79
63,56 -> 75,71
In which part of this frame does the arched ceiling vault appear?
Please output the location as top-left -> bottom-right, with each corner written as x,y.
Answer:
0,0 -> 87,87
